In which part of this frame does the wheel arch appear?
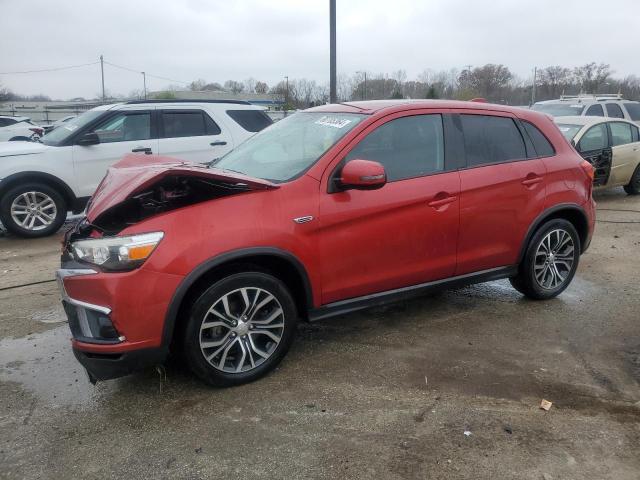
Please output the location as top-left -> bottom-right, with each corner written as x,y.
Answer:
162,247 -> 314,348
518,204 -> 590,264
0,171 -> 77,211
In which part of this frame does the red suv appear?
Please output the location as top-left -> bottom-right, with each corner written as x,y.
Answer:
58,100 -> 596,386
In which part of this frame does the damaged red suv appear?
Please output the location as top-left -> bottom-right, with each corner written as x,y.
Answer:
58,100 -> 596,386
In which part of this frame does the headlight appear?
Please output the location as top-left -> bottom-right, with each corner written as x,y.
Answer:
71,232 -> 164,271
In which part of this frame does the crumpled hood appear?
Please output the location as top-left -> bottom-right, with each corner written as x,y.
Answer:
0,141 -> 48,157
86,154 -> 278,224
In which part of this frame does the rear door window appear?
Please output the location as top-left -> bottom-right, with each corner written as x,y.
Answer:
585,104 -> 604,116
345,114 -> 444,182
609,122 -> 633,146
226,110 -> 273,132
161,110 -> 221,138
460,114 -> 526,166
578,124 -> 608,151
605,103 -> 625,119
522,121 -> 555,157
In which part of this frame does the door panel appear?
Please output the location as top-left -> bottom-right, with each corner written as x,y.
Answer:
609,142 -> 640,186
457,159 -> 546,274
319,173 -> 460,304
157,109 -> 232,164
72,110 -> 158,198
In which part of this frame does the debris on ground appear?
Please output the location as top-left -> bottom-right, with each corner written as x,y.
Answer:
504,425 -> 513,434
540,399 -> 553,411
463,430 -> 472,436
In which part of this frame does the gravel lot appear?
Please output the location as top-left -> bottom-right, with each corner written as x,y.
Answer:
1,190 -> 639,480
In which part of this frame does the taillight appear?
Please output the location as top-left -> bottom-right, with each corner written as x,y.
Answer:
580,160 -> 595,181
29,127 -> 44,136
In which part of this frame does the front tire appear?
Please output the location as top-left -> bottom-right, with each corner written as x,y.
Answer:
623,164 -> 640,195
0,183 -> 67,238
510,219 -> 580,300
183,272 -> 298,387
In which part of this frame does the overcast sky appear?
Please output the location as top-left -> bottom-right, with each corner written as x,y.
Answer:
1,0 -> 638,100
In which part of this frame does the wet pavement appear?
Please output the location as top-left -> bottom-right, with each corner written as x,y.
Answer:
1,190 -> 639,479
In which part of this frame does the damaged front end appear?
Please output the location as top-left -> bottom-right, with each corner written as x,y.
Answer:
65,154 -> 278,244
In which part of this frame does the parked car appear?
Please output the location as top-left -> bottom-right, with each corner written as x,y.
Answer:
0,116 -> 44,142
555,116 -> 640,194
533,94 -> 640,124
0,100 -> 272,237
57,100 -> 596,386
42,115 -> 77,134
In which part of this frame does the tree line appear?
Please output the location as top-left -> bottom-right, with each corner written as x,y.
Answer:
3,62 -> 639,107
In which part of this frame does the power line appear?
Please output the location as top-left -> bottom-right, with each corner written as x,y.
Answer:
0,61 -> 99,75
104,60 -> 189,85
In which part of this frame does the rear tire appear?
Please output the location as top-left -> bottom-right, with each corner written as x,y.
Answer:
183,272 -> 298,387
510,219 -> 580,300
0,183 -> 67,238
623,164 -> 640,195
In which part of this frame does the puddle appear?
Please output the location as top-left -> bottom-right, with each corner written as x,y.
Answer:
0,326 -> 111,407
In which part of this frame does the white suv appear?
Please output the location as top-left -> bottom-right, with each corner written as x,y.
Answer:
0,100 -> 272,237
0,116 -> 44,142
532,94 -> 640,125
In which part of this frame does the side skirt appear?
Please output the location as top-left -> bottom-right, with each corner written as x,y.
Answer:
308,266 -> 518,322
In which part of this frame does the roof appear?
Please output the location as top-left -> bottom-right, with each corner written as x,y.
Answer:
306,99 -> 532,115
0,115 -> 30,121
554,115 -> 638,127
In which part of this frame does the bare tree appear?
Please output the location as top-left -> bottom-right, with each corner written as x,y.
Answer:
243,77 -> 257,94
224,80 -> 245,94
255,81 -> 269,94
573,62 -> 612,93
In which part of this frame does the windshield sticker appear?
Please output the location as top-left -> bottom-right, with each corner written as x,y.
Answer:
570,104 -> 582,108
64,125 -> 79,132
558,127 -> 571,132
315,116 -> 352,129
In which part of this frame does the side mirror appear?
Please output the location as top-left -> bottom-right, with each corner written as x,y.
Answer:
339,159 -> 387,190
76,132 -> 100,146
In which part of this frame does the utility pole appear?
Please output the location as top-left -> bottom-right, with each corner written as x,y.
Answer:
531,66 -> 537,106
329,0 -> 337,103
284,75 -> 289,108
100,54 -> 105,103
142,71 -> 147,99
356,71 -> 367,100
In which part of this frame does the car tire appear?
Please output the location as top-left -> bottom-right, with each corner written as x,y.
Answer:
183,272 -> 298,387
0,183 -> 67,238
509,219 -> 580,300
623,164 -> 640,195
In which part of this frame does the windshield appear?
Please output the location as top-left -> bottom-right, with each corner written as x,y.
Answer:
556,124 -> 583,141
41,110 -> 103,146
532,103 -> 586,117
213,112 -> 366,182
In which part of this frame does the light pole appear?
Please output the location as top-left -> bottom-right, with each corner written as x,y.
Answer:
100,54 -> 105,102
356,71 -> 367,100
531,66 -> 537,106
142,71 -> 147,100
329,0 -> 337,103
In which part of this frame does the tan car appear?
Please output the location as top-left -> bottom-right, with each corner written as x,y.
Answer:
555,116 -> 640,194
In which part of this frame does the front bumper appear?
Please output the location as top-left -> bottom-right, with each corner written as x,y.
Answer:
56,266 -> 180,381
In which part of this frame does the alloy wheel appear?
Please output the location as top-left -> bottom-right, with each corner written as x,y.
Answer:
534,229 -> 575,290
10,191 -> 57,231
199,287 -> 285,373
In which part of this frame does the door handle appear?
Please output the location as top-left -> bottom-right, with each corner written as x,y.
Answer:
521,175 -> 543,186
428,194 -> 457,209
210,141 -> 228,147
132,147 -> 152,154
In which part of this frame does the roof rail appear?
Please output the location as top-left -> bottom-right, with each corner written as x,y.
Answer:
125,99 -> 252,105
559,93 -> 624,101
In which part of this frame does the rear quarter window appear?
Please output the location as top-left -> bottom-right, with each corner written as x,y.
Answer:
623,103 -> 640,121
522,121 -> 555,157
226,110 -> 273,132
